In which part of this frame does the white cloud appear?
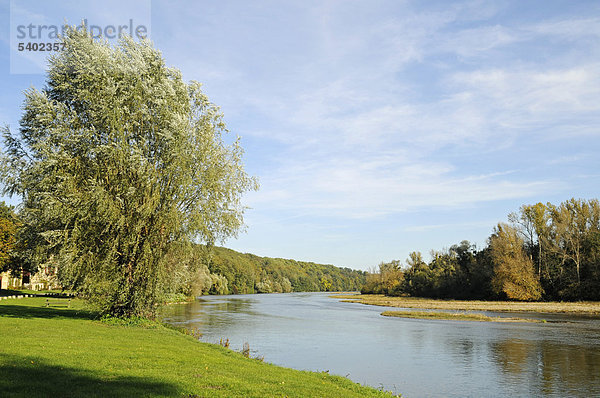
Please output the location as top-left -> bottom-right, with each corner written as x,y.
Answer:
403,220 -> 499,233
436,24 -> 521,58
531,17 -> 600,39
213,4 -> 600,223
249,151 -> 559,220
152,1 -> 600,225
448,64 -> 600,138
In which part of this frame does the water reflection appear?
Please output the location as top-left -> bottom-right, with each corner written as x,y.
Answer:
163,293 -> 600,398
491,338 -> 600,397
164,297 -> 260,330
491,339 -> 531,375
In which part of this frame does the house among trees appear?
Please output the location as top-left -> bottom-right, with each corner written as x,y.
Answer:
0,271 -> 11,289
0,265 -> 59,291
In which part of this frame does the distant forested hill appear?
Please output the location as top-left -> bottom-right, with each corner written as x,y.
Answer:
198,246 -> 366,295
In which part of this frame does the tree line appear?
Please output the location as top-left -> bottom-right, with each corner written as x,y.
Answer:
0,202 -> 366,296
207,246 -> 366,294
362,198 -> 600,301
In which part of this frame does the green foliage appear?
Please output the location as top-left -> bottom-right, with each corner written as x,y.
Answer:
209,273 -> 229,295
163,292 -> 189,303
514,199 -> 600,300
0,202 -> 18,272
363,198 -> 600,302
99,314 -> 161,328
205,246 -> 367,294
370,243 -> 494,300
361,260 -> 403,295
319,276 -> 333,291
489,223 -> 542,301
0,29 -> 257,317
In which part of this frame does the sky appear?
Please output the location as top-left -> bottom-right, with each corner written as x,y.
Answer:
1,0 -> 599,270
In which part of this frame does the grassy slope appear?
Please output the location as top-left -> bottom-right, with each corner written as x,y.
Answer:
334,294 -> 600,314
0,297 -> 393,398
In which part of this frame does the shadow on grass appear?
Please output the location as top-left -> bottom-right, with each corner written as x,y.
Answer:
0,302 -> 96,321
0,289 -> 27,297
0,354 -> 180,398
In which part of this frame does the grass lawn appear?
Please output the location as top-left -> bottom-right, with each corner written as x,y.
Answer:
0,297 -> 395,397
333,294 -> 600,315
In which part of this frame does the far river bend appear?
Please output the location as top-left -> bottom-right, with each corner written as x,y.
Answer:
162,292 -> 600,397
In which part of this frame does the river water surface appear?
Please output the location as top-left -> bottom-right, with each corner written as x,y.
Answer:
162,292 -> 600,397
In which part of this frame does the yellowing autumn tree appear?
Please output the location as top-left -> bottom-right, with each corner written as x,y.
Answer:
489,223 -> 542,301
0,202 -> 18,271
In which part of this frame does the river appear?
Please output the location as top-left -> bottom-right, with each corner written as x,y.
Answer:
162,292 -> 600,397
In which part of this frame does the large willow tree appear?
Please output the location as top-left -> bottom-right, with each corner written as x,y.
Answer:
0,29 -> 257,317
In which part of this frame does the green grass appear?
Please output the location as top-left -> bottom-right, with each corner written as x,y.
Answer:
0,297 -> 395,397
381,310 -> 540,323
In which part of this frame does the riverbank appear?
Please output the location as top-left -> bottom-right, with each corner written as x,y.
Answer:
381,310 -> 542,323
0,297 -> 394,397
334,294 -> 600,315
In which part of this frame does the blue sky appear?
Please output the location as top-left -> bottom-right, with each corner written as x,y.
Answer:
1,1 -> 600,270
